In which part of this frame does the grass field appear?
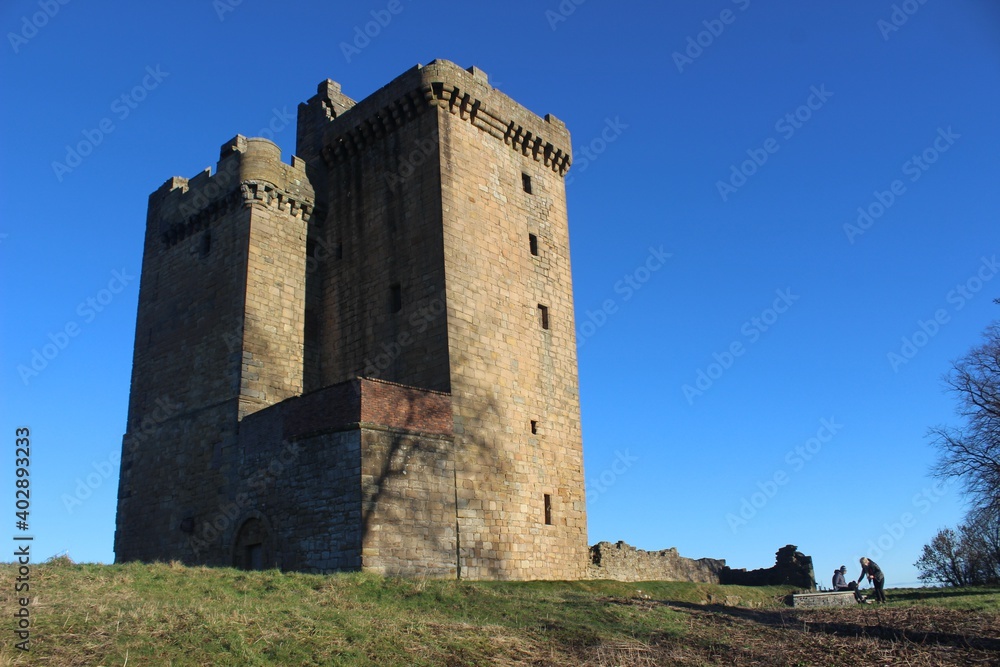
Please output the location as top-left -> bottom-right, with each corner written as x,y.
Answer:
1,557 -> 998,666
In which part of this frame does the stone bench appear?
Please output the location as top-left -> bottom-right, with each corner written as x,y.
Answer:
792,591 -> 857,608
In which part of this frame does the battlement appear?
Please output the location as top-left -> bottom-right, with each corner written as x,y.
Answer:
310,59 -> 572,175
151,135 -> 316,247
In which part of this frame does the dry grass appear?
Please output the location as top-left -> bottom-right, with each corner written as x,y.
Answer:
0,560 -> 997,666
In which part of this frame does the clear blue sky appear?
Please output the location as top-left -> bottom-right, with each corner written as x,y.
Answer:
3,0 -> 999,587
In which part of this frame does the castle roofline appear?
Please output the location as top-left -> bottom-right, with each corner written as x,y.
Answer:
301,60 -> 572,175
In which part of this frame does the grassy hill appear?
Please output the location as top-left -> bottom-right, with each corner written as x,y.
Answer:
1,558 -> 998,666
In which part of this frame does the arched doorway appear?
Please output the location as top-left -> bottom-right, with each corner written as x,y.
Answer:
232,517 -> 271,570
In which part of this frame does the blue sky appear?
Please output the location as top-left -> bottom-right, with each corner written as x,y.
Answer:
3,0 -> 999,588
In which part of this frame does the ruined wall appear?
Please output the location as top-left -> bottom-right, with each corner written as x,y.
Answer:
587,541 -> 727,583
720,544 -> 816,590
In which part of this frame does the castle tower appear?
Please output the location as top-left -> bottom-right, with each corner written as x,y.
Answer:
114,136 -> 314,563
116,60 -> 587,580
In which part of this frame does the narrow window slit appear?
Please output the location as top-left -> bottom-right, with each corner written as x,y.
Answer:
538,304 -> 549,330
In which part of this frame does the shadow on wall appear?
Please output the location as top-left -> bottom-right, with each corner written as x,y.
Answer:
357,383 -> 513,580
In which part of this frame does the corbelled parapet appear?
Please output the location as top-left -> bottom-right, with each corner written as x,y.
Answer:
150,135 -> 316,248
302,60 -> 572,176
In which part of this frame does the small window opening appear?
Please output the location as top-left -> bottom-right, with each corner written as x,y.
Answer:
335,241 -> 343,260
538,304 -> 549,330
304,307 -> 319,340
390,283 -> 402,313
543,494 -> 552,525
529,233 -> 538,256
522,173 -> 532,194
530,420 -> 538,435
200,231 -> 211,257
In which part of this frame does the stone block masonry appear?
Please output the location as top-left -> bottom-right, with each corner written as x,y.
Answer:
115,59 -> 813,585
587,541 -> 727,583
588,541 -> 816,589
116,61 -> 587,580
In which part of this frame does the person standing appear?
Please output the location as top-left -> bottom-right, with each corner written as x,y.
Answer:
858,557 -> 886,602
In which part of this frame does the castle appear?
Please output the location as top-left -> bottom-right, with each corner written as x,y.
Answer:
114,60 -> 589,580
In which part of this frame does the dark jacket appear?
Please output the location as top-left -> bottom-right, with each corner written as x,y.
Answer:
832,570 -> 848,590
859,559 -> 884,583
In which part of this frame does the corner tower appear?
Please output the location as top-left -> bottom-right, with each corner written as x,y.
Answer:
115,137 -> 314,562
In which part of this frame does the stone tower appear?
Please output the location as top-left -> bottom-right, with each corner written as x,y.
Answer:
115,60 -> 586,580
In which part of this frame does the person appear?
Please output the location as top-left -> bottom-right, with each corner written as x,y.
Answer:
832,566 -> 851,591
857,557 -> 886,603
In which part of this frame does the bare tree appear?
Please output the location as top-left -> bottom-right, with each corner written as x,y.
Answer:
961,513 -> 1000,584
928,322 -> 1000,522
915,528 -> 968,587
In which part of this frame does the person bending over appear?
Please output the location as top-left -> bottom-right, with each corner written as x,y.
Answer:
857,557 -> 886,603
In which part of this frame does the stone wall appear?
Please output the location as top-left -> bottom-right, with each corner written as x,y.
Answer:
587,541 -> 817,588
587,541 -> 727,583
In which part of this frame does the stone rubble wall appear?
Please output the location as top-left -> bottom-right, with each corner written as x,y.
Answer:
586,541 -> 727,583
587,541 -> 817,589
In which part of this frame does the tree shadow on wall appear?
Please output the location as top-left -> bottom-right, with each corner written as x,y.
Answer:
359,385 -> 512,580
